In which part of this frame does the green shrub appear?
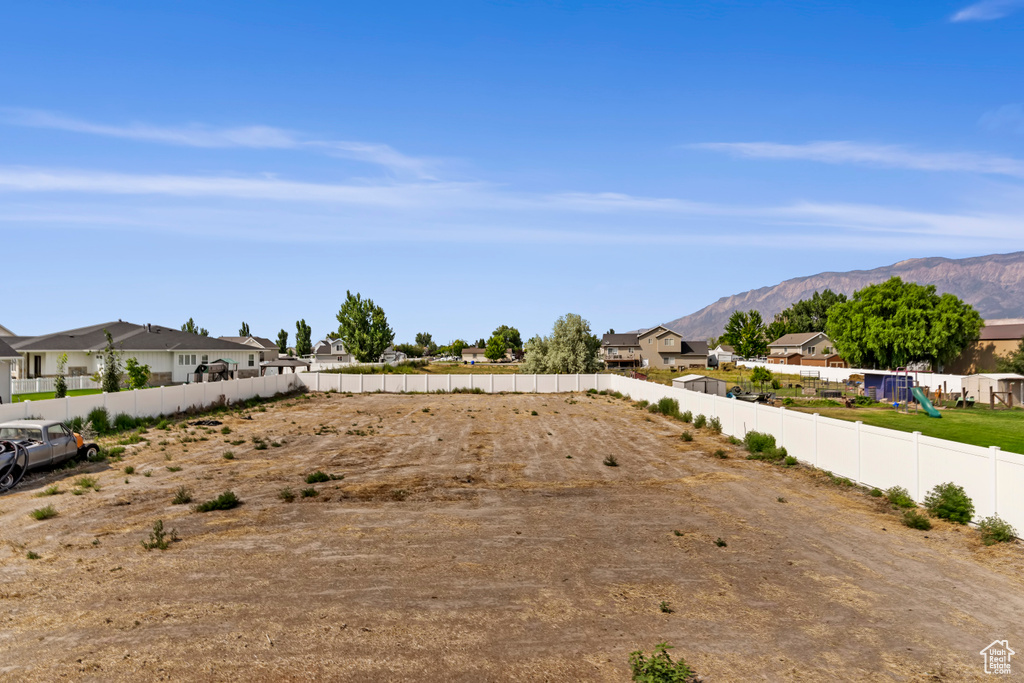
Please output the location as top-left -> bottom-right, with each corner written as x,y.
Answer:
220,426 -> 232,434
279,488 -> 296,502
886,486 -> 916,508
743,431 -> 776,453
659,601 -> 673,614
656,397 -> 681,419
977,515 -> 1017,545
530,410 -> 538,416
172,486 -> 192,505
924,482 -> 975,524
853,395 -> 877,406
37,484 -> 62,497
75,475 -> 100,491
680,410 -> 692,423
636,400 -> 649,410
301,487 -> 319,498
305,471 -> 330,484
166,465 -> 182,472
707,416 -> 722,434
87,407 -> 111,434
194,490 -> 240,512
141,520 -> 178,550
113,413 -> 139,432
680,431 -> 693,442
728,435 -> 741,445
26,551 -> 41,560
30,504 -> 58,520
693,414 -> 707,429
783,455 -> 797,467
124,465 -> 135,475
714,449 -> 727,459
715,537 -> 727,547
156,419 -> 171,430
223,452 -> 235,460
603,455 -> 619,467
869,488 -> 883,497
628,642 -> 691,682
902,510 -> 932,530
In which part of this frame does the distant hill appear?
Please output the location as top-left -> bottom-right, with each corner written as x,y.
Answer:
663,251 -> 1024,340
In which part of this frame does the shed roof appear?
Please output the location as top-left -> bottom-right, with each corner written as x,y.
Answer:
979,323 -> 1024,341
602,333 -> 640,346
973,373 -> 1024,381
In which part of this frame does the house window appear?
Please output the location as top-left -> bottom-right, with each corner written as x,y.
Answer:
609,348 -> 617,354
248,354 -> 255,367
201,355 -> 208,364
807,346 -> 815,355
178,354 -> 197,366
259,352 -> 265,362
668,357 -> 675,365
664,338 -> 674,347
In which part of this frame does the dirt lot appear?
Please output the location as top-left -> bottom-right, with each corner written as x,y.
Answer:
1,391 -> 1022,681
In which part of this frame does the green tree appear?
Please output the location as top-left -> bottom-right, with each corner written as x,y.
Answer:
750,366 -> 773,389
826,277 -> 983,369
474,338 -> 486,348
101,330 -> 123,393
276,329 -> 289,355
451,339 -> 467,358
484,333 -> 508,361
54,353 -> 68,399
395,342 -> 423,358
996,339 -> 1024,374
239,322 -> 250,337
335,291 -> 395,363
125,357 -> 151,390
295,319 -> 313,357
769,289 -> 848,339
414,332 -> 437,355
521,313 -> 602,373
721,310 -> 768,359
491,325 -> 523,351
181,318 -> 209,337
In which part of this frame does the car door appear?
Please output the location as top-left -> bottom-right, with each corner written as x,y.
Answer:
46,424 -> 75,464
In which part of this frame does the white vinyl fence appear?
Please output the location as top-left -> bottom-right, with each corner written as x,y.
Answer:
294,372 -> 1024,532
737,361 -> 966,394
0,373 -> 301,424
13,376 -> 101,395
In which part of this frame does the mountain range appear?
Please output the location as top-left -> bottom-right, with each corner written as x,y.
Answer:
663,251 -> 1024,340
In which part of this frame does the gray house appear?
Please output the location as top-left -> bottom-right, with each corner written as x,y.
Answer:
0,337 -> 18,404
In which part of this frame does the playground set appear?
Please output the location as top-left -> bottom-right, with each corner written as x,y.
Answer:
862,368 -> 942,418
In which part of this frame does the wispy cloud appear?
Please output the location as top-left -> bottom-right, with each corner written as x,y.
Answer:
691,140 -> 1024,177
980,104 -> 1024,134
950,0 -> 1024,21
0,108 -> 438,178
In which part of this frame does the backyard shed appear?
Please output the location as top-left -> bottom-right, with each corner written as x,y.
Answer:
672,374 -> 728,397
962,373 -> 1024,407
0,338 -> 16,404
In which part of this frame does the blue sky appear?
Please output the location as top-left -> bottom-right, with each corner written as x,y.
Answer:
2,1 -> 1024,344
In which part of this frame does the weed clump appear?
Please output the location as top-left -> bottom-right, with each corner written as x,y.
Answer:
744,431 -> 787,462
141,520 -> 178,550
194,490 -> 240,513
714,449 -> 727,459
659,601 -> 673,614
301,487 -> 319,498
869,488 -> 883,497
902,510 -> 932,530
782,455 -> 797,467
715,537 -> 727,547
680,410 -> 692,423
680,431 -> 693,442
885,486 -> 916,509
124,465 -> 135,475
693,414 -> 707,429
171,486 -> 192,505
977,515 -> 1017,545
26,551 -> 41,560
30,504 -> 58,520
628,642 -> 691,682
603,455 -> 619,467
305,471 -> 330,484
924,482 -> 974,524
223,452 -> 235,460
708,416 -> 722,434
279,488 -> 296,502
37,484 -> 62,497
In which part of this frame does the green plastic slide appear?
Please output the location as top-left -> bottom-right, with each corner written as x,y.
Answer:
911,386 -> 942,419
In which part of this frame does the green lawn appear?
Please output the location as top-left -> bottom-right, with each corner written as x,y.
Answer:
12,388 -> 103,403
794,405 -> 1024,455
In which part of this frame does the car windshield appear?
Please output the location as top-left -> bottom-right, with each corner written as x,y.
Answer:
0,427 -> 44,441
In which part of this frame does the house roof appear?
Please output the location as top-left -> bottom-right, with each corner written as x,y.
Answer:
768,351 -> 803,358
672,374 -> 721,384
768,332 -> 826,347
979,323 -> 1024,341
0,323 -> 14,337
973,373 -> 1024,381
716,344 -> 735,353
218,335 -> 278,350
9,322 -> 257,353
602,333 -> 640,346
462,347 -> 485,354
637,326 -> 671,340
0,337 -> 18,360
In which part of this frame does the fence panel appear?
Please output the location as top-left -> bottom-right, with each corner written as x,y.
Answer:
780,410 -> 815,464
815,417 -> 859,480
918,436 -> 994,517
754,404 -> 783,443
859,425 -> 916,493
493,375 -> 515,393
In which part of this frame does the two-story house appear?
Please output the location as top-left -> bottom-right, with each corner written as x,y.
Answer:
766,332 -> 845,367
636,326 -> 709,370
600,333 -> 642,368
311,338 -> 353,364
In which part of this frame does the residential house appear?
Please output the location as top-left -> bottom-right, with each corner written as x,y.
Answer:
461,346 -> 486,362
671,374 -> 727,397
636,327 -> 709,370
766,332 -> 844,367
311,338 -> 354,364
218,336 -> 280,365
0,323 -> 14,337
0,337 -> 17,404
380,346 -> 408,364
601,333 -> 642,368
946,319 -> 1024,374
708,344 -> 736,367
8,321 -> 262,384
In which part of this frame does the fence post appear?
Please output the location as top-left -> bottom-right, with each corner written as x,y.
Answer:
990,445 -> 1000,517
779,406 -> 785,447
732,399 -> 737,436
513,374 -> 516,392
490,374 -> 494,394
447,374 -> 451,393
913,431 -> 922,500
576,374 -> 580,392
65,396 -> 70,421
134,389 -> 139,417
813,413 -> 819,467
855,421 -> 863,484
23,400 -> 30,419
404,374 -> 408,393
160,385 -> 164,415
359,374 -> 364,393
534,374 -> 538,393
470,374 -> 474,391
316,373 -> 321,392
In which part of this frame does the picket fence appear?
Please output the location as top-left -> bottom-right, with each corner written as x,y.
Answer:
737,360 -> 966,394
13,376 -> 101,395
0,373 -> 301,424
3,371 -> 1021,533
295,372 -> 1024,531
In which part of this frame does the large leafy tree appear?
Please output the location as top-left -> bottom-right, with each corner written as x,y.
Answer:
484,333 -> 508,361
276,329 -> 289,355
491,325 -> 523,351
826,277 -> 983,369
335,291 -> 395,363
768,290 -> 848,339
414,332 -> 437,355
395,342 -> 423,358
295,319 -> 313,356
181,318 -> 209,337
721,310 -> 768,359
521,313 -> 602,373
451,339 -> 467,357
997,339 -> 1024,374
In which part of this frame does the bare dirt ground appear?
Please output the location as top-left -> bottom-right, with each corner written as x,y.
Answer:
1,391 -> 1022,682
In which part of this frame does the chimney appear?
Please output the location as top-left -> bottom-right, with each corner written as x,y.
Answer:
146,323 -> 152,333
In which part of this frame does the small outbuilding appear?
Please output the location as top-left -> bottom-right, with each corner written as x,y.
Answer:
260,358 -> 311,376
672,374 -> 728,397
0,337 -> 17,404
962,373 -> 1024,408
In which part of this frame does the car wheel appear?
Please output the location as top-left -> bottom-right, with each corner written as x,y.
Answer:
82,445 -> 99,461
